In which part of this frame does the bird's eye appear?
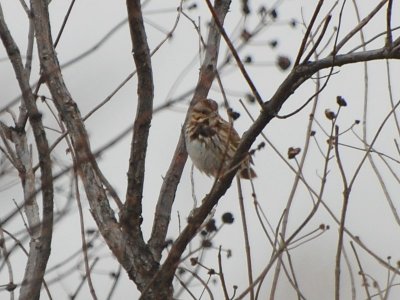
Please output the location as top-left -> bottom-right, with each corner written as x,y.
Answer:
195,108 -> 209,115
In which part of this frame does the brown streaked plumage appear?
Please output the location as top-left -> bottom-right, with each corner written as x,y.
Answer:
185,98 -> 256,179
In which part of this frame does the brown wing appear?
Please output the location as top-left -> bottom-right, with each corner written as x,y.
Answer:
217,118 -> 257,179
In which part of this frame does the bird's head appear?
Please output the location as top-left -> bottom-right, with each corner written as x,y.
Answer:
191,98 -> 219,120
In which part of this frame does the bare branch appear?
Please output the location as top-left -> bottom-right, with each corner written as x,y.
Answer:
236,178 -> 254,300
29,0 -> 157,294
294,0 -> 324,66
205,0 -> 263,106
149,40 -> 400,300
121,0 -> 154,238
334,125 -> 350,300
0,3 -> 54,299
386,0 -> 393,47
350,241 -> 372,299
218,246 -> 230,300
333,0 -> 389,54
148,0 -> 231,263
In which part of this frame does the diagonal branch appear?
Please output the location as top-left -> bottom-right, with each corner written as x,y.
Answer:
145,44 -> 400,298
204,0 -> 263,106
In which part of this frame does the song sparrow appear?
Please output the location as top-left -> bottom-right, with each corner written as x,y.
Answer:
185,98 -> 256,179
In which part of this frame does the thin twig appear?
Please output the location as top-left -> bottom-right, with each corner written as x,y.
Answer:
73,171 -> 98,300
350,241 -> 372,299
343,247 -> 356,300
236,177 -> 254,300
301,15 -> 332,64
333,0 -> 389,54
294,0 -> 324,66
270,51 -> 322,299
0,227 -> 15,300
70,258 -> 99,300
106,265 -> 122,300
204,0 -> 263,106
385,60 -> 400,136
218,246 -> 230,300
334,125 -> 350,300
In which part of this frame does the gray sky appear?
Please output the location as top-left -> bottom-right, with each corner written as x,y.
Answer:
1,0 -> 400,299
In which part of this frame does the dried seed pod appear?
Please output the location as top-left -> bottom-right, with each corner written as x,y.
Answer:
336,96 -> 347,107
222,212 -> 234,224
288,147 -> 301,159
324,109 -> 336,120
277,55 -> 291,70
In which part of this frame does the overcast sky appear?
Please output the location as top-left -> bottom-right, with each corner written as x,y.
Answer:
1,0 -> 400,299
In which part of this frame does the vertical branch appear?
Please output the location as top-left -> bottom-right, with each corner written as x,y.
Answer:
334,126 -> 350,300
385,0 -> 393,47
0,227 -> 15,300
236,178 -> 254,300
30,0 -> 118,246
218,246 -> 230,300
204,0 -> 263,106
270,68 -> 321,299
236,125 -> 336,300
29,0 -> 157,293
73,171 -> 98,300
0,4 -> 54,300
294,0 -> 324,66
148,0 -> 232,262
121,0 -> 154,233
351,0 -> 400,227
350,242 -> 372,299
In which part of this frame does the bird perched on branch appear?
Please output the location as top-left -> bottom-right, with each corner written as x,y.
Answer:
185,98 -> 256,179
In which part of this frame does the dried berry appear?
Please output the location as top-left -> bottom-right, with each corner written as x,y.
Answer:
222,212 -> 234,224
202,240 -> 212,248
277,56 -> 291,70
245,93 -> 255,103
269,9 -> 278,19
190,257 -> 198,266
269,40 -> 278,48
227,108 -> 240,120
205,219 -> 217,232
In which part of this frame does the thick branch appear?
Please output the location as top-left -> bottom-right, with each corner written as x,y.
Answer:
0,5 -> 53,300
30,0 -> 157,293
30,0 -> 116,242
121,0 -> 154,237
